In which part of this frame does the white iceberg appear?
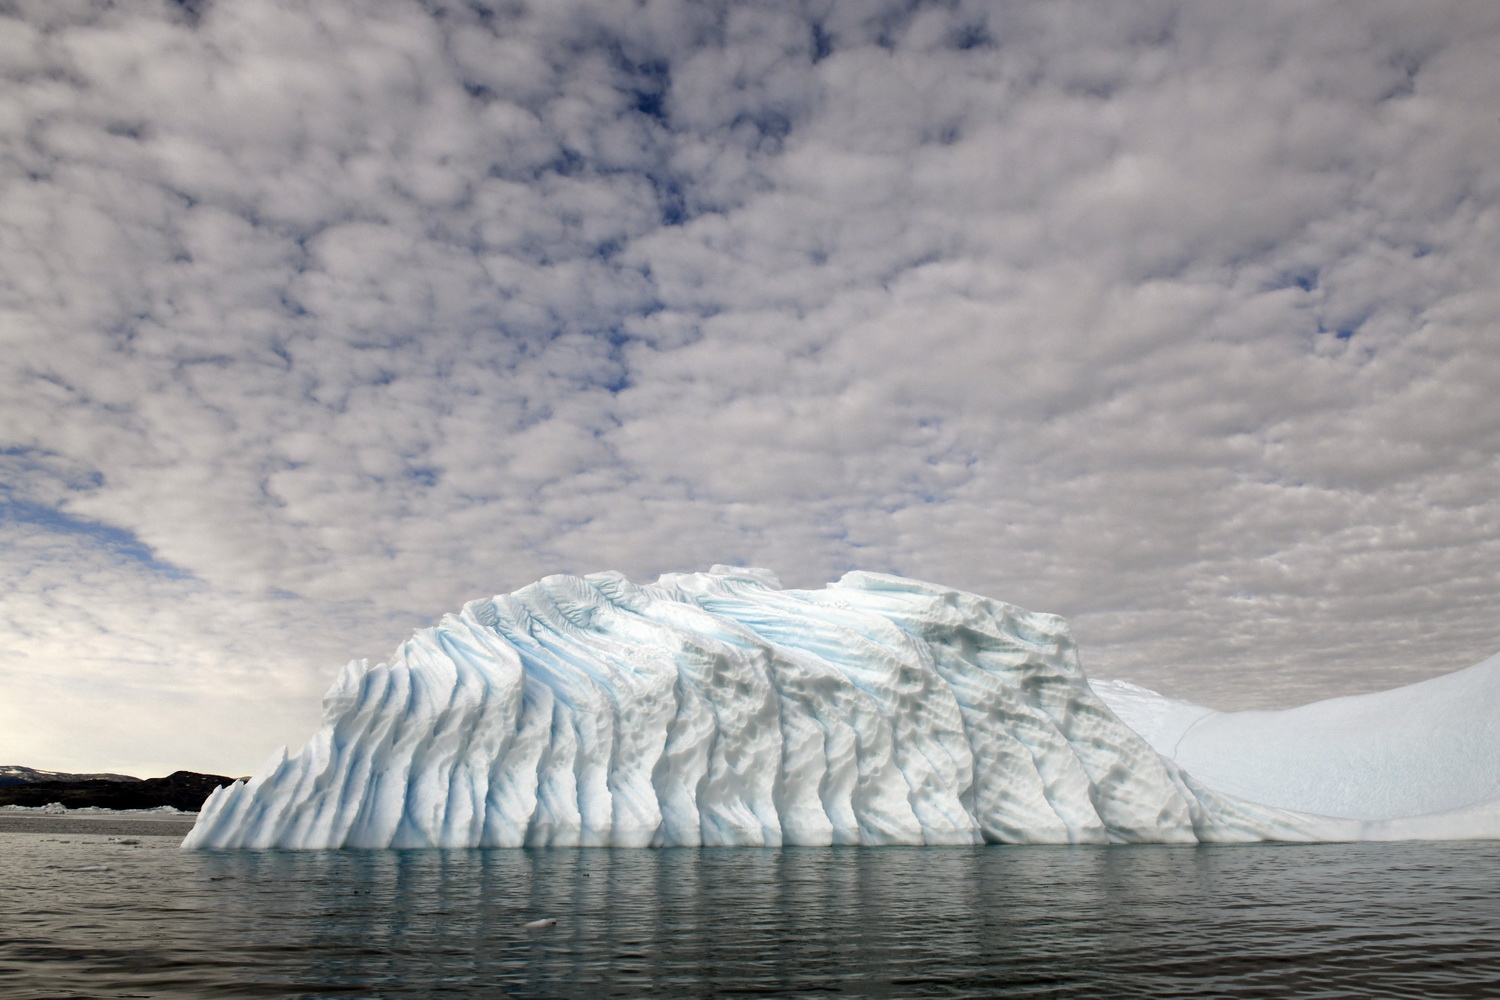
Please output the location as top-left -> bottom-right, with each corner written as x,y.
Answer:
183,568 -> 1500,848
1091,655 -> 1500,840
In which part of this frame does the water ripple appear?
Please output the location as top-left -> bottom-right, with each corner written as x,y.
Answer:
1,836 -> 1497,998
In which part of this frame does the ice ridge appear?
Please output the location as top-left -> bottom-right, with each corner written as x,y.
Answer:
183,568 -> 1481,849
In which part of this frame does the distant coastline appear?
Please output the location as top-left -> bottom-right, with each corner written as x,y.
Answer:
0,765 -> 237,812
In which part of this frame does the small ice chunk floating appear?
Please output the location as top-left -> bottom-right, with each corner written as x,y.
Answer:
184,568 -> 1500,848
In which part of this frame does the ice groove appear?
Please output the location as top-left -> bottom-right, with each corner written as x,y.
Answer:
184,567 -> 1485,848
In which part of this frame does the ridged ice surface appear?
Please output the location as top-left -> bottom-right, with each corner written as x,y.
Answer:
183,568 -> 1488,849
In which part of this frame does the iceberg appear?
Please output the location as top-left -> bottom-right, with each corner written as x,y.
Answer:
1092,657 -> 1500,839
183,568 -> 1500,848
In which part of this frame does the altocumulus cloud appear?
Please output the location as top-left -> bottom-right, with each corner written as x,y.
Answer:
2,0 -> 1498,775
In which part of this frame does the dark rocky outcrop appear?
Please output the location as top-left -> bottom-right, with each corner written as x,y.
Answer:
0,770 -> 236,811
0,765 -> 142,788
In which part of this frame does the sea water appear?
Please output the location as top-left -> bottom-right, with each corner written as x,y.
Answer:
2,832 -> 1497,999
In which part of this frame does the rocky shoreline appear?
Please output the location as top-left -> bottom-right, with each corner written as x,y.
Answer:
0,766 -> 236,838
0,769 -> 237,812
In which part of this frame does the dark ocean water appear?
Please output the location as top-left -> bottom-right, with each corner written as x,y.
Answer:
2,832 -> 1497,999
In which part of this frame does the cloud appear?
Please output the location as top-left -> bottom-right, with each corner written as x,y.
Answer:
2,0 -> 1499,774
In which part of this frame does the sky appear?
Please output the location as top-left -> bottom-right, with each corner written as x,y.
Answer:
3,0 -> 1498,779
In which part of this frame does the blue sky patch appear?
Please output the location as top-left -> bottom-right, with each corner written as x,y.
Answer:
1,500 -> 191,579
